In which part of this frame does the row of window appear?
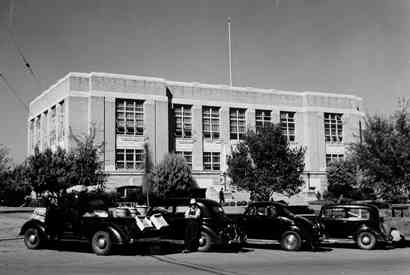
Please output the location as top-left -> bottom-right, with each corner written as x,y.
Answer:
29,100 -> 65,151
115,150 -> 220,171
115,150 -> 343,171
114,99 -> 344,143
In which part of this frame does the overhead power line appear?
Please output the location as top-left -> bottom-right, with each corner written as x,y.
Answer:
0,72 -> 29,112
6,0 -> 42,90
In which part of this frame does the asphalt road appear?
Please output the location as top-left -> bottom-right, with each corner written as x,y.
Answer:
1,238 -> 410,275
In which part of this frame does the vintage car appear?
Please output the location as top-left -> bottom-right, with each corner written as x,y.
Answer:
148,199 -> 246,252
20,194 -> 167,255
318,204 -> 391,249
229,201 -> 324,251
378,203 -> 410,243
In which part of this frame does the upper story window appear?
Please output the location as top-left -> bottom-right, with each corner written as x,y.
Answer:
35,116 -> 40,149
116,99 -> 144,136
280,111 -> 295,142
58,100 -> 65,143
255,110 -> 271,133
176,151 -> 192,168
174,105 -> 192,138
30,119 -> 35,152
203,152 -> 220,171
41,111 -> 48,150
326,154 -> 344,167
324,113 -> 343,143
203,106 -> 220,139
50,106 -> 57,147
115,148 -> 144,170
230,108 -> 246,140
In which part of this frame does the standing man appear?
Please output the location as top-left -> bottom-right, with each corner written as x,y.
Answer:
183,198 -> 201,252
219,188 -> 225,204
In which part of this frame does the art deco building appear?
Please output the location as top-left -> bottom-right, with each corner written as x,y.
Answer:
28,72 -> 363,199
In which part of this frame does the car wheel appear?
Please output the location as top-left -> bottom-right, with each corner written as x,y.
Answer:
198,231 -> 213,252
356,231 -> 376,250
91,231 -> 113,256
24,227 -> 43,249
280,231 -> 302,251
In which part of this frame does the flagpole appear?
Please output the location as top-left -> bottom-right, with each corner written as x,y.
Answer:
228,17 -> 232,87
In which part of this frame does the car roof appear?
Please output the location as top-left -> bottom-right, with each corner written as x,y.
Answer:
323,203 -> 378,210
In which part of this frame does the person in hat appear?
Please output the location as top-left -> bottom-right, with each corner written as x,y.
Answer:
183,198 -> 202,252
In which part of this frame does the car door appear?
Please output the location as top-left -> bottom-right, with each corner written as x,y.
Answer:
320,207 -> 348,239
242,206 -> 267,239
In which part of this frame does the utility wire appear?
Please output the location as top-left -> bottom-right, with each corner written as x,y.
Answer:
6,0 -> 43,90
0,72 -> 29,112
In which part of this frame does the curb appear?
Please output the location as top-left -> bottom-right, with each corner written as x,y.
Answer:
0,237 -> 22,242
0,208 -> 34,214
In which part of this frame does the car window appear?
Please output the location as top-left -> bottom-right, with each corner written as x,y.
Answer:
246,206 -> 266,216
347,208 -> 370,220
324,208 -> 346,219
175,206 -> 189,214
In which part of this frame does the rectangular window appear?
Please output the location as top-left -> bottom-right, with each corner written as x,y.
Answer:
42,111 -> 48,150
230,108 -> 246,140
280,111 -> 295,142
176,151 -> 192,168
58,101 -> 65,143
324,113 -> 343,143
174,105 -> 192,138
115,148 -> 144,170
49,106 -> 57,148
203,152 -> 220,171
116,99 -> 144,136
35,116 -> 40,149
203,106 -> 220,139
326,154 -> 344,167
255,110 -> 271,133
30,119 -> 35,152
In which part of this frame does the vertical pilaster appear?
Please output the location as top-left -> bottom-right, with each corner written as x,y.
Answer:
220,106 -> 230,171
155,100 -> 169,163
246,107 -> 255,133
192,105 -> 203,170
143,100 -> 156,164
272,109 -> 280,124
104,97 -> 116,171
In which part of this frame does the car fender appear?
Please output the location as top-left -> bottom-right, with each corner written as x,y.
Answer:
284,225 -> 310,241
106,226 -> 125,244
354,225 -> 386,242
201,225 -> 219,243
19,219 -> 47,238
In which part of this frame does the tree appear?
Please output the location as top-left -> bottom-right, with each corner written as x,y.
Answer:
25,128 -> 106,200
349,102 -> 410,200
68,127 -> 106,188
325,158 -> 375,201
227,124 -> 305,201
148,153 -> 198,201
0,145 -> 11,175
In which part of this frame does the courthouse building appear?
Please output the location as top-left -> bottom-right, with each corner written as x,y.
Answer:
28,72 -> 363,199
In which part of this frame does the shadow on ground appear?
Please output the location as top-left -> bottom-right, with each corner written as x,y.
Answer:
244,242 -> 333,252
41,240 -> 252,256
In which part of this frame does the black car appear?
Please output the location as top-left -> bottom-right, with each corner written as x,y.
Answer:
20,194 -> 165,255
149,199 -> 246,252
231,201 -> 323,251
318,204 -> 391,249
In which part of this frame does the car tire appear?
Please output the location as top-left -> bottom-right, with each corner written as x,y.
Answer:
198,231 -> 213,252
91,230 -> 113,256
356,231 -> 377,250
24,227 -> 43,249
280,231 -> 302,251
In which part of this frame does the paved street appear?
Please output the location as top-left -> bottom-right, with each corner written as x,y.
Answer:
1,237 -> 410,275
2,212 -> 410,275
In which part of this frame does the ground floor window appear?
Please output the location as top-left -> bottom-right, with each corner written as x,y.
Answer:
176,151 -> 192,168
326,153 -> 344,167
203,152 -> 220,171
116,148 -> 144,170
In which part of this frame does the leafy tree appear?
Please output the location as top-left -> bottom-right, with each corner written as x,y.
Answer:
227,124 -> 305,201
324,158 -> 376,201
25,128 -> 106,200
148,153 -> 198,201
0,145 -> 11,175
0,164 -> 32,206
68,127 -> 105,188
350,102 -> 410,200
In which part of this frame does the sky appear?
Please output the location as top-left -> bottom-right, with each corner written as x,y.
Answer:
0,0 -> 410,163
